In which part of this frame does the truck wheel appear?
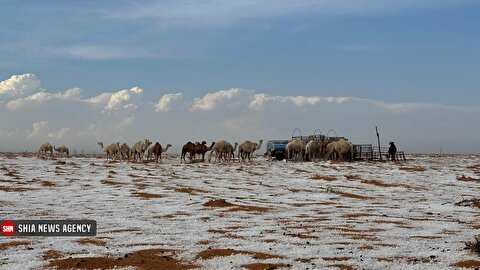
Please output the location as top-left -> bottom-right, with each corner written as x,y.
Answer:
275,152 -> 285,161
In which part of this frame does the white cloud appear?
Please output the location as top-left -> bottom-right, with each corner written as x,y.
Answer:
249,94 -> 321,110
323,96 -> 353,104
2,73 -> 480,153
107,88 -> 139,111
57,45 -> 148,61
6,88 -> 82,110
0,74 -> 41,96
325,96 -> 478,113
106,87 -> 143,111
106,0 -> 472,29
155,93 -> 183,112
28,121 -> 72,141
28,121 -> 49,139
1,74 -> 143,115
48,127 -> 72,140
290,96 -> 321,106
85,87 -> 143,111
84,92 -> 112,108
191,88 -> 241,111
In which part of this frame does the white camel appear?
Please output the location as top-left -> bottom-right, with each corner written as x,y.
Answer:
97,142 -> 119,160
208,140 -> 233,163
326,139 -> 354,162
285,139 -> 306,162
305,140 -> 319,161
238,140 -> 263,162
130,139 -> 152,162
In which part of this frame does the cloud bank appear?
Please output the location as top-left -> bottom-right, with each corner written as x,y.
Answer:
1,73 -> 479,153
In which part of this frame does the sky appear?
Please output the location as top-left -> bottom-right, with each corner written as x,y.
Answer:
1,0 -> 480,153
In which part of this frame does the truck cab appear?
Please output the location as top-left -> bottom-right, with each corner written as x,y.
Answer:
265,140 -> 289,160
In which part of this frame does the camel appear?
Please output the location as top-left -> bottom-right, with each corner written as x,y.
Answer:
181,141 -> 195,163
325,141 -> 337,160
305,140 -> 318,161
238,140 -> 263,162
326,139 -> 354,162
227,142 -> 238,162
130,139 -> 152,162
318,139 -> 327,160
285,139 -> 306,162
54,145 -> 69,157
180,141 -> 214,163
147,142 -> 172,163
38,142 -> 53,157
117,142 -> 130,160
98,142 -> 119,160
219,142 -> 238,162
194,141 -> 215,162
208,140 -> 234,163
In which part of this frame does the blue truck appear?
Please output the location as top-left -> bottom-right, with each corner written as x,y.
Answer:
265,140 -> 289,161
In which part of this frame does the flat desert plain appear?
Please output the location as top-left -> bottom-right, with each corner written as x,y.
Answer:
1,153 -> 480,270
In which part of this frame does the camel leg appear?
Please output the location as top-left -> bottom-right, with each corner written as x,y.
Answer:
208,151 -> 212,163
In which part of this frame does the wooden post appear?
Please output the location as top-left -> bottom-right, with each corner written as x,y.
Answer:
375,126 -> 383,162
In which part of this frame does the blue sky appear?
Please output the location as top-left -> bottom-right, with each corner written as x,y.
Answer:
1,1 -> 480,153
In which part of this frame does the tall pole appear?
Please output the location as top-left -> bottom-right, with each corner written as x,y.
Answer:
376,126 -> 383,162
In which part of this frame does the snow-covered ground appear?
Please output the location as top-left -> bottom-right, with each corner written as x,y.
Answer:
1,153 -> 479,270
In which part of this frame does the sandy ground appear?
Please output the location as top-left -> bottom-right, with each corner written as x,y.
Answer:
1,153 -> 480,270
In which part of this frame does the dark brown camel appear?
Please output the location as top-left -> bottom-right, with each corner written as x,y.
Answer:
181,141 -> 215,163
181,141 -> 195,163
193,141 -> 215,162
148,142 -> 172,163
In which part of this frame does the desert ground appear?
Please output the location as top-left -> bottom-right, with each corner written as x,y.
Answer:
1,153 -> 480,270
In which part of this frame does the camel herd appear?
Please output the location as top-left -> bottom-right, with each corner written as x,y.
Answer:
286,138 -> 355,162
37,137 -> 354,163
181,140 -> 263,163
96,139 -> 171,163
36,139 -> 264,163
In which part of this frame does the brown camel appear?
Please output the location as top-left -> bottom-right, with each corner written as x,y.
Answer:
38,142 -> 54,158
147,142 -> 172,163
193,141 -> 215,162
181,141 -> 195,163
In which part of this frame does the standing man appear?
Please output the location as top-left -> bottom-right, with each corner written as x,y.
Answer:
388,142 -> 397,161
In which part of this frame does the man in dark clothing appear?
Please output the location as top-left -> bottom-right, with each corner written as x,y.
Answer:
388,142 -> 397,161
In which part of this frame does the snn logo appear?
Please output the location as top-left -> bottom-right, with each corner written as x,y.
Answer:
1,221 -> 15,236
3,226 -> 14,232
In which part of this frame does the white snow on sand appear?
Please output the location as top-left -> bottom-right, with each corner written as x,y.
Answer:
0,153 -> 479,269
